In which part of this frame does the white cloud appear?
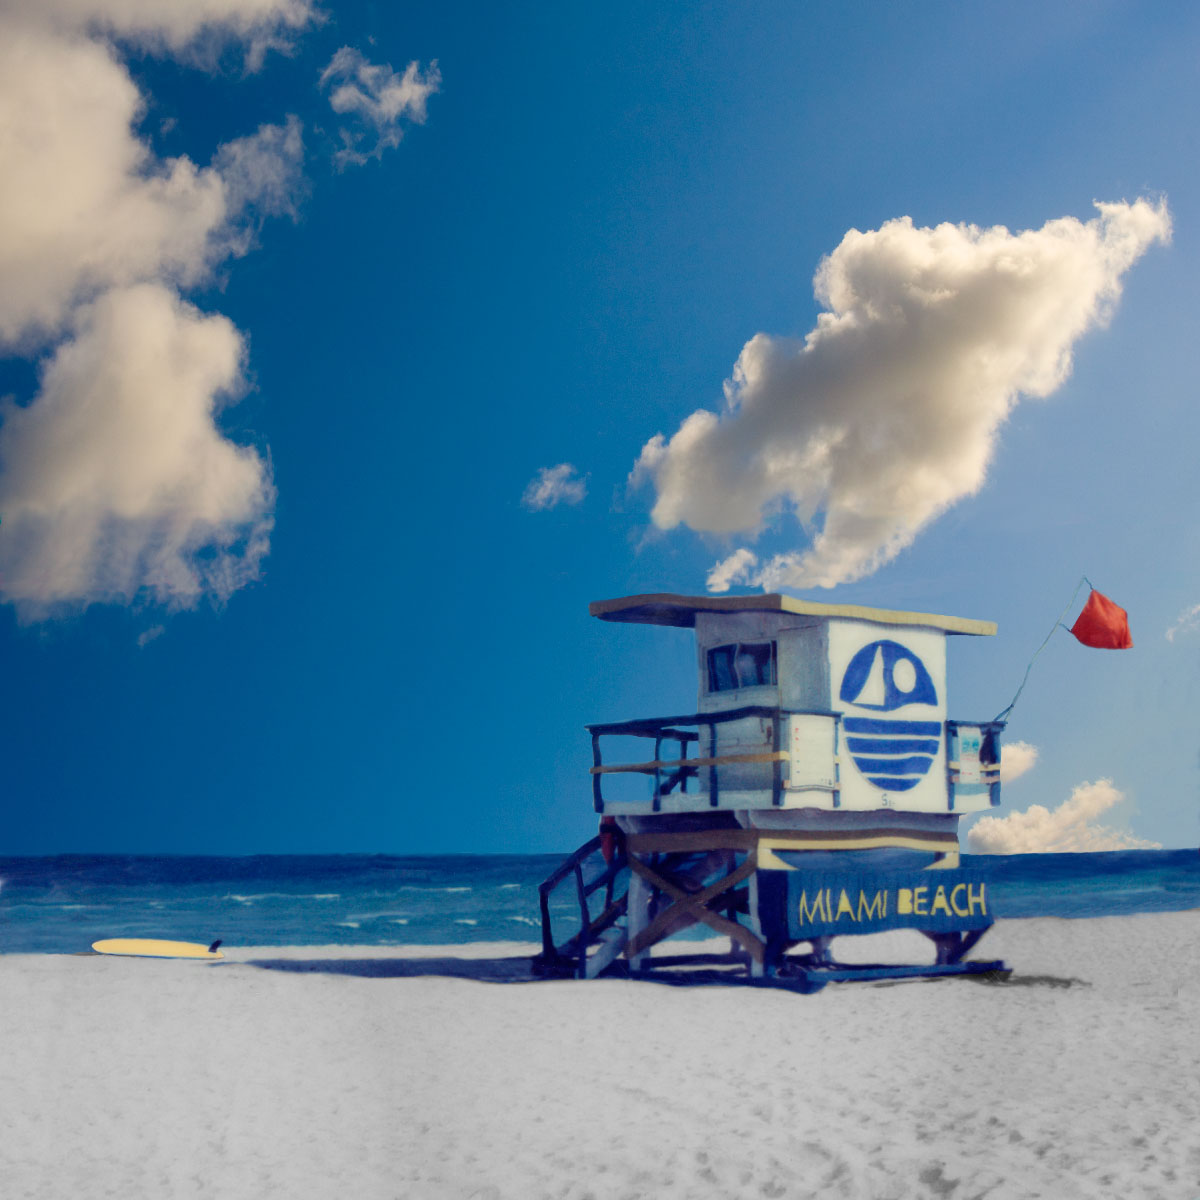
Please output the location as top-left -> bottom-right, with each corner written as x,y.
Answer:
706,547 -> 759,594
213,116 -> 306,227
1000,740 -> 1039,784
1165,603 -> 1200,642
0,26 -> 219,345
630,201 -> 1171,592
320,47 -> 441,168
522,463 -> 588,511
0,0 -> 311,614
966,779 -> 1161,854
0,23 -> 307,346
6,0 -> 315,67
0,284 -> 274,615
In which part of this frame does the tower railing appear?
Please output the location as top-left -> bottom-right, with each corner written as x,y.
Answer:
587,705 -> 839,812
532,834 -> 628,977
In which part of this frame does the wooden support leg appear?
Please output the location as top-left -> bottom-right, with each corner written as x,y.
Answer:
626,865 -> 653,972
923,932 -> 960,964
809,936 -> 834,966
747,871 -> 766,977
953,926 -> 989,962
922,925 -> 991,964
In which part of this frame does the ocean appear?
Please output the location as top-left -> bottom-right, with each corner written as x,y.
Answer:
1,848 -> 1198,954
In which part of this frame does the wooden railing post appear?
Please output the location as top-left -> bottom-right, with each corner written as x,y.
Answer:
771,709 -> 783,806
539,886 -> 556,959
653,734 -> 663,812
591,731 -> 604,812
575,863 -> 590,948
708,718 -> 719,806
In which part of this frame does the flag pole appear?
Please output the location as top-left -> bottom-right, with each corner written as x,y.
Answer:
993,575 -> 1088,724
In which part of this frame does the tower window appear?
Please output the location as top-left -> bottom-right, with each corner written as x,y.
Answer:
707,642 -> 777,692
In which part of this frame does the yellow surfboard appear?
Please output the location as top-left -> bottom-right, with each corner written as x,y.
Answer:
91,938 -> 225,960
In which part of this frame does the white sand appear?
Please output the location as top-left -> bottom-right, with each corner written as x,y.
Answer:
3,915 -> 1199,1199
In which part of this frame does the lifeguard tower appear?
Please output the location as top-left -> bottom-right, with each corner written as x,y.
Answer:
535,593 -> 1009,991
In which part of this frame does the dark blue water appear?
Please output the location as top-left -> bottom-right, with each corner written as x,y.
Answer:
1,849 -> 1197,954
972,848 -> 1200,918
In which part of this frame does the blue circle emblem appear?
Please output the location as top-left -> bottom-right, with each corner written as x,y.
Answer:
839,640 -> 940,792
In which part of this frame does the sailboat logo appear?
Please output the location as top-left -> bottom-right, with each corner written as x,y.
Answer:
839,640 -> 940,792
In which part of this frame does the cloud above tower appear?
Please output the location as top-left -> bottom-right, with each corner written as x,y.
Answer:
630,201 -> 1171,592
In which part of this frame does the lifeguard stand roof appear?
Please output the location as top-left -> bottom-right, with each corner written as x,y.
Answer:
589,593 -> 996,636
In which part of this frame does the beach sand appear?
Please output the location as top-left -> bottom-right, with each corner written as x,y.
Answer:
3,914 -> 1199,1199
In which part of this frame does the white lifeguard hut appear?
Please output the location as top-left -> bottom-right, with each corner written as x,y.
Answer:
535,593 -> 1009,991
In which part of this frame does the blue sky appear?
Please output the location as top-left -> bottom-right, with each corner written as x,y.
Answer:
1,1 -> 1199,855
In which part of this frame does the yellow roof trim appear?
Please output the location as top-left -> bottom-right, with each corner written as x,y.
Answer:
588,593 -> 996,636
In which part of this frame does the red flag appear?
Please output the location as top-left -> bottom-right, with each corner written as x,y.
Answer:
1070,589 -> 1133,649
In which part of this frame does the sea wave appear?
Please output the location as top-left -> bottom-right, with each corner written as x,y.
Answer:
223,892 -> 342,904
3,849 -> 1197,955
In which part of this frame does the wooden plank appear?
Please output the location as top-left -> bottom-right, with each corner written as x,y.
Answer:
591,751 -> 789,776
760,826 -> 958,845
626,829 -> 757,853
583,926 -> 628,979
628,859 -> 758,950
759,833 -> 960,856
588,592 -> 996,637
625,865 -> 653,972
629,852 -> 757,906
587,706 -> 836,737
625,827 -> 959,855
627,854 -> 764,963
